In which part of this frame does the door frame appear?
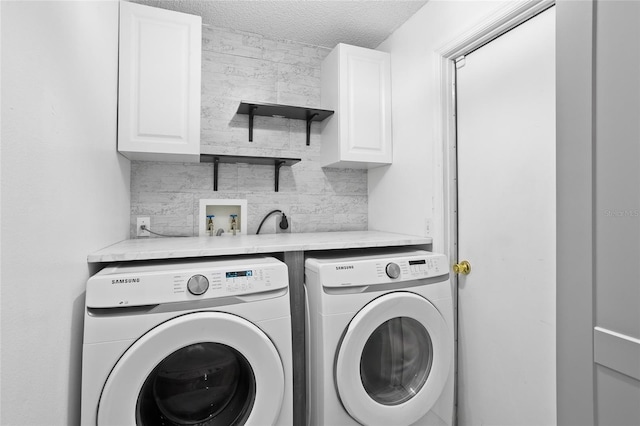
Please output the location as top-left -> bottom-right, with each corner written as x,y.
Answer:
433,0 -> 556,419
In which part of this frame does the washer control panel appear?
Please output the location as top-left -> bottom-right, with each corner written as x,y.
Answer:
307,250 -> 449,288
375,255 -> 446,281
86,257 -> 288,309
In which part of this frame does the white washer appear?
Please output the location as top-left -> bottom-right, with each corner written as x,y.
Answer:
305,250 -> 454,426
81,256 -> 292,426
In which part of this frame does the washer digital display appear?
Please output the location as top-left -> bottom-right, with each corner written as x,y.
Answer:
226,270 -> 253,278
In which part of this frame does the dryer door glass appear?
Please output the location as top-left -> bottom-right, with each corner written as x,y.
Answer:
360,317 -> 433,405
136,342 -> 255,426
334,292 -> 452,426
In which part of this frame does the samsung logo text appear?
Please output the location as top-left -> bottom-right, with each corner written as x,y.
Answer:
335,266 -> 354,270
111,278 -> 141,285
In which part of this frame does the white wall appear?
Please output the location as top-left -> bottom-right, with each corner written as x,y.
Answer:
1,1 -> 130,424
369,0 -> 507,251
556,1 -> 595,422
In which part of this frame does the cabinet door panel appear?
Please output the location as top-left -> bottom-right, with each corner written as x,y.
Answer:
137,19 -> 187,138
118,2 -> 201,162
345,55 -> 389,156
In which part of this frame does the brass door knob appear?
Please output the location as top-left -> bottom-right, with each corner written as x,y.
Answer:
453,260 -> 471,275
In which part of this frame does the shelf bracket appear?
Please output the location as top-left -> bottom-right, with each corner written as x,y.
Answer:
306,113 -> 319,146
274,160 -> 285,192
201,154 -> 301,193
248,106 -> 257,142
213,157 -> 220,191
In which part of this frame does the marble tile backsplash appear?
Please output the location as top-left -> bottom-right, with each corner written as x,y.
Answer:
130,26 -> 368,237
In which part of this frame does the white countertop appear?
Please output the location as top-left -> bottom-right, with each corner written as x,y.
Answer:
87,231 -> 432,263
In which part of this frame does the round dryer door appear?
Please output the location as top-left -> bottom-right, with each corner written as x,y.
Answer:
335,292 -> 452,426
97,312 -> 285,426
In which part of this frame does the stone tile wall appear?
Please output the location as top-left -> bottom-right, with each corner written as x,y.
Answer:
130,26 -> 368,237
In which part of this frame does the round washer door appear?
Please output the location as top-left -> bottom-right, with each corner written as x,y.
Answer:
335,292 -> 452,426
98,312 -> 285,426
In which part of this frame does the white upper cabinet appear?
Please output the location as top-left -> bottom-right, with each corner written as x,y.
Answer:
118,2 -> 201,162
320,44 -> 392,169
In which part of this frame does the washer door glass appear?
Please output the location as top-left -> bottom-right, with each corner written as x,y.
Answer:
360,317 -> 433,405
97,312 -> 285,426
136,342 -> 255,425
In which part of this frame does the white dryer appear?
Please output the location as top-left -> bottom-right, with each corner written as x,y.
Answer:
81,256 -> 292,426
305,250 -> 454,426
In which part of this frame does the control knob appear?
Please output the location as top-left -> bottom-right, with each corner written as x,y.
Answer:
187,274 -> 209,295
385,262 -> 401,279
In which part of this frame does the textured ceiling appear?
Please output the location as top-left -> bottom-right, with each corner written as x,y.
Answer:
131,0 -> 428,48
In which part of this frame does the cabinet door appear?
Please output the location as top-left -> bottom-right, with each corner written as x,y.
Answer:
321,44 -> 392,169
118,2 -> 201,162
340,45 -> 392,166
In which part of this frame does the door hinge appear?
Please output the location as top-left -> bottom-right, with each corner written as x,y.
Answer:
455,56 -> 466,69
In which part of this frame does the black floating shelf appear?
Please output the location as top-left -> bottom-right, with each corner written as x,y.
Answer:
237,101 -> 334,146
200,154 -> 301,192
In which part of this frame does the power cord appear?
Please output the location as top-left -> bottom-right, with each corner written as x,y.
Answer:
140,224 -> 190,238
255,209 -> 289,234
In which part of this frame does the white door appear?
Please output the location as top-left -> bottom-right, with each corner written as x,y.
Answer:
98,312 -> 285,426
455,7 -> 556,425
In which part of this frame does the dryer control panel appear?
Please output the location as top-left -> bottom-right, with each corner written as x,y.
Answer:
86,257 -> 288,308
306,250 -> 449,289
